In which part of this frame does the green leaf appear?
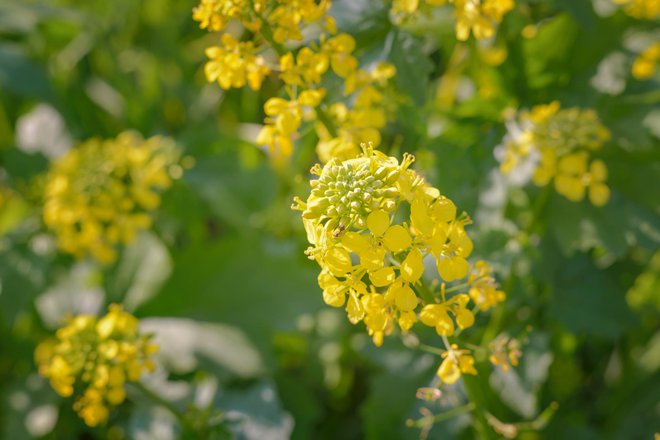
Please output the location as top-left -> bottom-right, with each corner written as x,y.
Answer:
389,31 -> 434,106
0,44 -> 53,100
549,254 -> 638,338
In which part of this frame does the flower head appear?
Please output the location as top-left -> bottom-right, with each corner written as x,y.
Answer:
43,132 -> 182,264
36,305 -> 157,427
294,144 -> 491,345
496,102 -> 611,206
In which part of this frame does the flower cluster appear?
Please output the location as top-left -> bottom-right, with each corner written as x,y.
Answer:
43,132 -> 182,264
488,333 -> 522,372
390,0 -> 515,41
293,144 -> 506,384
632,41 -> 660,80
35,305 -> 157,427
612,0 -> 660,19
496,102 -> 611,206
194,0 -> 396,166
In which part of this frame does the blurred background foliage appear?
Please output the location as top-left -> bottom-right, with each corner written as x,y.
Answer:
0,0 -> 659,439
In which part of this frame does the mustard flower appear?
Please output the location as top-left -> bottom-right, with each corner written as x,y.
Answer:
293,144 -> 500,346
204,33 -> 271,91
632,41 -> 660,80
36,305 -> 157,427
43,132 -> 182,264
612,0 -> 660,19
497,102 -> 611,206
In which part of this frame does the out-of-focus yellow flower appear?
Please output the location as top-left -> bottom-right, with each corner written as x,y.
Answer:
468,260 -> 506,311
391,0 -> 514,41
266,0 -> 331,42
192,0 -> 263,32
315,63 -> 396,163
43,132 -> 182,264
612,0 -> 660,19
280,48 -> 329,86
257,89 -> 326,164
497,102 -> 611,206
321,34 -> 359,78
204,33 -> 271,90
36,305 -> 158,427
489,334 -> 522,372
632,41 -> 660,80
554,152 -> 610,207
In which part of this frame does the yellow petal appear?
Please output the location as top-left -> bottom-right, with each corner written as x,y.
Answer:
558,152 -> 588,175
431,197 -> 456,222
324,247 -> 353,276
369,266 -> 396,287
398,311 -> 417,332
383,225 -> 412,253
323,289 -> 346,307
341,231 -> 371,255
401,248 -> 424,283
437,256 -> 469,282
590,159 -> 608,181
555,175 -> 586,202
346,292 -> 365,324
589,183 -> 610,207
437,357 -> 461,384
394,284 -> 418,312
411,199 -> 433,236
367,210 -> 390,236
455,307 -> 475,329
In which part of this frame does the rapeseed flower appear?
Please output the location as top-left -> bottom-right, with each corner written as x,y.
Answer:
43,132 -> 181,264
36,305 -> 157,427
497,102 -> 611,206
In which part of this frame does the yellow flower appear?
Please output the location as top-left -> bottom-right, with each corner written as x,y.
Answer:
43,132 -> 181,264
280,48 -> 329,86
204,34 -> 270,91
468,261 -> 505,311
420,294 -> 474,336
612,0 -> 660,19
497,103 -> 611,206
437,345 -> 478,384
392,0 -> 514,41
294,144 -> 503,346
36,305 -> 157,427
192,0 -> 263,32
632,41 -> 660,80
489,334 -> 522,372
257,89 -> 326,164
269,0 -> 333,43
322,34 -> 359,78
554,152 -> 610,206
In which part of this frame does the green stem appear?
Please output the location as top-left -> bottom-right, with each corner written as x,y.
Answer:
406,402 -> 475,428
418,343 -> 447,356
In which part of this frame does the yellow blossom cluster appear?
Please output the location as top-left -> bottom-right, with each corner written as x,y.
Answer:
497,102 -> 611,206
35,305 -> 158,427
632,42 -> 660,80
193,0 -> 397,165
205,33 -> 271,90
390,0 -> 515,41
612,0 -> 660,19
43,132 -> 181,264
293,144 -> 506,384
488,333 -> 522,372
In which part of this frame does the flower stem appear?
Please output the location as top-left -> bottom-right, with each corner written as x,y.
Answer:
406,402 -> 475,428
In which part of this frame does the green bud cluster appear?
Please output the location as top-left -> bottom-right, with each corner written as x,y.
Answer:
302,158 -> 400,231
